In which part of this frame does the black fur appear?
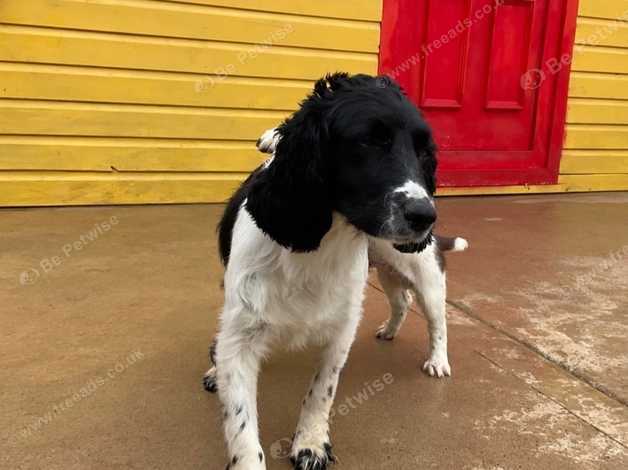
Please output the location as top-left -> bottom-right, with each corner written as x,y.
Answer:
202,374 -> 217,393
217,170 -> 259,265
394,232 -> 434,254
218,72 -> 438,265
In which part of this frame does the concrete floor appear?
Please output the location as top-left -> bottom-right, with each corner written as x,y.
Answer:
1,193 -> 627,470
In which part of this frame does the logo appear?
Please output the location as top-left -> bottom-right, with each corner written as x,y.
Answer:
520,68 -> 546,90
19,268 -> 40,285
270,438 -> 292,460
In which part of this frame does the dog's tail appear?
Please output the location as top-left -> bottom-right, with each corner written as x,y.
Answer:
435,235 -> 469,253
256,128 -> 279,154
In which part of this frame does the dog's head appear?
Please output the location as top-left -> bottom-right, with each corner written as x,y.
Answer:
247,73 -> 438,252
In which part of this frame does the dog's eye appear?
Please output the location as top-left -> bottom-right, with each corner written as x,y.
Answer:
362,126 -> 392,148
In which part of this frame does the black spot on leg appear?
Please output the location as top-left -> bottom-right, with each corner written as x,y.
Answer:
328,385 -> 334,397
324,442 -> 336,462
231,456 -> 239,465
314,372 -> 320,382
308,389 -> 313,397
332,366 -> 339,374
209,338 -> 217,365
258,452 -> 263,462
203,373 -> 218,393
235,404 -> 243,416
234,420 -> 246,438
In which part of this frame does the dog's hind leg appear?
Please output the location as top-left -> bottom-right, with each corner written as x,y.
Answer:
375,267 -> 412,340
291,309 -> 361,469
215,323 -> 269,470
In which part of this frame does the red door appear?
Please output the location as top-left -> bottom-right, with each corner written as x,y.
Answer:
379,0 -> 578,187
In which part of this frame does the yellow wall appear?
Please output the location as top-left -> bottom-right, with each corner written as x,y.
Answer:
1,0 -> 627,206
557,0 -> 628,193
0,0 -> 381,205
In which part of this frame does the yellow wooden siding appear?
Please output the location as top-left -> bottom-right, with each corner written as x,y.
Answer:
560,0 -> 628,190
0,0 -> 379,53
1,0 -> 627,205
0,0 -> 381,205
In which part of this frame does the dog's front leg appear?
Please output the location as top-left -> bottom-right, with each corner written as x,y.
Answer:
415,248 -> 451,378
215,321 -> 269,470
291,310 -> 361,469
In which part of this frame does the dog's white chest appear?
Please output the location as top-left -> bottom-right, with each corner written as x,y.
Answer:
223,210 -> 369,347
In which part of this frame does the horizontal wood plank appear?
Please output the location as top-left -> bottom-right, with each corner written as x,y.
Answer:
0,0 -> 379,53
569,72 -> 628,99
578,0 -> 628,21
0,62 -> 310,110
558,173 -> 628,191
572,45 -> 628,74
567,98 -> 628,124
0,136 -> 265,172
575,17 -> 628,48
0,100 -> 289,139
565,125 -> 628,149
0,26 -> 378,80
0,172 -> 247,206
560,150 -> 628,173
166,0 -> 383,22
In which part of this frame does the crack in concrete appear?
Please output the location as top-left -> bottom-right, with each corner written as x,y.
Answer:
367,279 -> 627,410
474,350 -> 628,451
448,299 -> 628,410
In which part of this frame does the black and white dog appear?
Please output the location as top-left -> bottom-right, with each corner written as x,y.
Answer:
205,73 -> 467,470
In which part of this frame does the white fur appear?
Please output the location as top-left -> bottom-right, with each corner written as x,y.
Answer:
257,128 -> 280,154
393,180 -> 432,203
214,208 -> 369,468
369,237 -> 451,378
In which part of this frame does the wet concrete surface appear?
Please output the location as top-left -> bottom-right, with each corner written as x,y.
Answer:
1,193 -> 627,469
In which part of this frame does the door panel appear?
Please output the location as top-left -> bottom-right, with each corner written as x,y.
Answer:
380,0 -> 579,186
420,0 -> 472,109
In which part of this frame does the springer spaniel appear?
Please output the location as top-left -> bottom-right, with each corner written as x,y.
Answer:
204,73 -> 467,470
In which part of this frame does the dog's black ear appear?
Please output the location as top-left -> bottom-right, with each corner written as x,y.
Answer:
246,77 -> 334,252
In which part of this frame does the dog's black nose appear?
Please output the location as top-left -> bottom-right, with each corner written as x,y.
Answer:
404,199 -> 437,231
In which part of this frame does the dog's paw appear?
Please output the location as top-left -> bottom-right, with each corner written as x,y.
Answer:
202,367 -> 218,393
422,355 -> 451,378
256,129 -> 278,154
290,445 -> 335,470
375,321 -> 397,341
291,426 -> 335,470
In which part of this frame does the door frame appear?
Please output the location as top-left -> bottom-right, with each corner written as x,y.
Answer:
379,0 -> 580,187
